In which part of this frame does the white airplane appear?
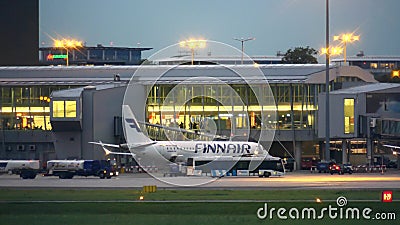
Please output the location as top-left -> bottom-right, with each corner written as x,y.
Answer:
90,105 -> 270,163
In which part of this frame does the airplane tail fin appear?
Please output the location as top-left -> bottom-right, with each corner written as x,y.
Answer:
122,105 -> 152,144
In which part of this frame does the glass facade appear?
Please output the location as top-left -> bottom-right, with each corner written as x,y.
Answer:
1,82 -> 325,135
334,76 -> 362,83
349,61 -> 399,70
0,86 -> 74,130
104,49 -> 116,61
52,101 -> 64,118
381,120 -> 400,136
40,47 -> 148,65
88,49 -> 103,60
344,98 -> 355,134
52,100 -> 77,118
65,101 -> 77,118
145,83 -> 320,134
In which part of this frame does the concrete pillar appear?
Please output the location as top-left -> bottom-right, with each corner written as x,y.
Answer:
295,142 -> 302,171
319,141 -> 324,160
367,126 -> 373,166
366,122 -> 373,167
366,139 -> 373,167
342,139 -> 348,164
82,86 -> 96,159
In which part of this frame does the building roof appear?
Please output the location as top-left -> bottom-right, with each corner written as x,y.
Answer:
305,66 -> 377,84
50,87 -> 85,98
0,64 -> 376,86
332,56 -> 400,62
329,83 -> 400,95
51,84 -> 125,98
154,55 -> 283,64
39,46 -> 153,51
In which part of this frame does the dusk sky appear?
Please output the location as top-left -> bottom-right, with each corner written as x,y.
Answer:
40,0 -> 400,59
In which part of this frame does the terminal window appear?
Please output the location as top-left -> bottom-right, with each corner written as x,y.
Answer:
65,101 -> 77,117
370,63 -> 378,69
53,101 -> 64,117
53,100 -> 77,118
344,98 -> 355,134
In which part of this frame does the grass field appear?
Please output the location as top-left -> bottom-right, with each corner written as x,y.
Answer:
0,189 -> 398,225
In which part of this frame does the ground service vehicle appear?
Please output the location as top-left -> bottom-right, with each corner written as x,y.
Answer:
187,156 -> 285,177
46,160 -> 117,179
0,160 -> 40,179
329,163 -> 353,175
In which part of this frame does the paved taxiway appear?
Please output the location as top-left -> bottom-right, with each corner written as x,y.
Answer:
1,171 -> 399,189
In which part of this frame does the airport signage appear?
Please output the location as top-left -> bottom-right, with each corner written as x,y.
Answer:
47,54 -> 68,60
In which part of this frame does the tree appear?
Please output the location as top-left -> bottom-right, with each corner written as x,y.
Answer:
282,46 -> 318,64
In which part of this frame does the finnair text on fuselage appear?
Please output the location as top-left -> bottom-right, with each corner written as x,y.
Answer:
195,143 -> 251,154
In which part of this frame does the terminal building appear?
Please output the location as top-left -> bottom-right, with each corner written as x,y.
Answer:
154,55 -> 283,65
2,64 -> 396,169
332,52 -> 400,82
39,45 -> 153,66
319,83 -> 400,165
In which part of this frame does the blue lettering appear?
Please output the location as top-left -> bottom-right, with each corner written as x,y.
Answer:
125,118 -> 142,133
237,144 -> 241,153
243,144 -> 251,154
207,144 -> 216,153
195,143 -> 203,153
194,143 -> 252,155
227,144 -> 236,153
216,144 -> 226,153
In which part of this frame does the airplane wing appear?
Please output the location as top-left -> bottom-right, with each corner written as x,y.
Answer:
89,141 -> 134,156
89,142 -> 120,148
129,142 -> 157,149
382,144 -> 400,149
89,140 -> 158,156
89,141 -> 157,149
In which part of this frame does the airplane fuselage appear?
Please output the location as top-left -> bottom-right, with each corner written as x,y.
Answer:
129,141 -> 265,162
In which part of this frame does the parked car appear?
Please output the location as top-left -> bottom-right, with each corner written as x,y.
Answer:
301,157 -> 318,170
329,163 -> 353,175
317,161 -> 335,173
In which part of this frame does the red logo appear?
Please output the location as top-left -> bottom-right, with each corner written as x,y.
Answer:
382,191 -> 393,202
46,54 -> 54,60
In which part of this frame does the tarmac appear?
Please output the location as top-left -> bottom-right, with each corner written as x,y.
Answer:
1,170 -> 399,190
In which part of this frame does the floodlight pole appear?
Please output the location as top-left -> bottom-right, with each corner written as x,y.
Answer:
233,37 -> 255,64
179,39 -> 206,65
66,48 -> 69,66
333,34 -> 359,65
191,48 -> 194,65
325,0 -> 331,161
